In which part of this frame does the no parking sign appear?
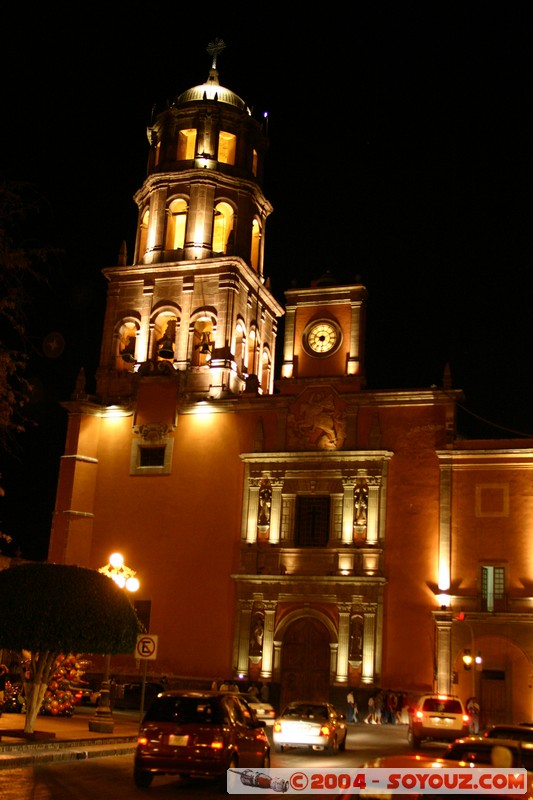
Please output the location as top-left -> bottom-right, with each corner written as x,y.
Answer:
136,634 -> 158,660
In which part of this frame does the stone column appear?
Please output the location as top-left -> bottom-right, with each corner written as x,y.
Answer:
246,479 -> 260,543
269,480 -> 283,544
235,600 -> 254,676
434,612 -> 453,695
336,606 -> 351,683
366,478 -> 380,545
259,604 -> 276,680
361,611 -> 376,685
341,478 -> 355,544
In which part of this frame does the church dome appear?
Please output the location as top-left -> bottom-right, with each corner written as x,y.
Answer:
176,67 -> 250,114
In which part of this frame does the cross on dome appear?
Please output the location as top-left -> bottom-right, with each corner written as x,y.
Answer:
207,38 -> 226,69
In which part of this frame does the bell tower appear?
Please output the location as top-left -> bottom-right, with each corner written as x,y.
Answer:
95,39 -> 283,403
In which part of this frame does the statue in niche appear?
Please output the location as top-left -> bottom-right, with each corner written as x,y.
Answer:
250,611 -> 264,657
354,481 -> 368,526
349,616 -> 363,662
257,480 -> 272,534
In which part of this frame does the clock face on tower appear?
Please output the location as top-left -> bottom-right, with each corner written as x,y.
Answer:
303,320 -> 342,356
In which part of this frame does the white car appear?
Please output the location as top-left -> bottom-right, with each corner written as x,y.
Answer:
408,693 -> 469,747
240,692 -> 276,726
273,701 -> 347,753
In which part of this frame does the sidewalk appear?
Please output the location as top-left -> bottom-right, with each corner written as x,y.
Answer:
0,706 -> 140,768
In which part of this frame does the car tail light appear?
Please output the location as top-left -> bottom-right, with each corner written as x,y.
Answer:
137,735 -> 149,746
320,724 -> 331,736
462,714 -> 470,723
210,735 -> 224,750
415,710 -> 424,720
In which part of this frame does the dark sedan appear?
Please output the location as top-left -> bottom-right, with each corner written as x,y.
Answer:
134,689 -> 270,789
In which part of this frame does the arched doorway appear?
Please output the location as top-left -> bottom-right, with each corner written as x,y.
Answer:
279,617 -> 331,710
453,635 -> 532,727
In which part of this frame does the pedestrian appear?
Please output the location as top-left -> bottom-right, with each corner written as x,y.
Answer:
386,690 -> 397,724
364,694 -> 375,724
466,696 -> 480,734
260,683 -> 269,702
347,689 -> 356,722
374,691 -> 383,724
0,665 -> 8,715
395,691 -> 405,724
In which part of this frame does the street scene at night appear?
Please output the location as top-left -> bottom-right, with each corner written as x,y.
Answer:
0,6 -> 532,798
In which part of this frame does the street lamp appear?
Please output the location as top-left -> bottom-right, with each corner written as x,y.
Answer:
88,553 -> 140,733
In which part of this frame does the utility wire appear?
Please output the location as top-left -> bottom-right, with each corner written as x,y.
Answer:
456,400 -> 533,439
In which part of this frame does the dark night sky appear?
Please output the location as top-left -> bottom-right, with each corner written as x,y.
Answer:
0,7 -> 531,559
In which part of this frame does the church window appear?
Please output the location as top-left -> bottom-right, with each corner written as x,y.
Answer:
218,130 -> 236,165
260,349 -> 271,395
165,198 -> 188,251
252,148 -> 258,176
251,219 -> 261,270
139,446 -> 166,467
138,208 -> 149,259
130,424 -> 173,476
295,496 -> 330,547
177,128 -> 197,160
247,328 -> 257,376
212,202 -> 234,254
234,323 -> 245,373
481,565 -> 505,612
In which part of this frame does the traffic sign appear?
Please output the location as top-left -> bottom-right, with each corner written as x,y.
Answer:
136,634 -> 158,660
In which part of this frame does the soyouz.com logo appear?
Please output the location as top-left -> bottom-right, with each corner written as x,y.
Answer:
227,767 -> 528,794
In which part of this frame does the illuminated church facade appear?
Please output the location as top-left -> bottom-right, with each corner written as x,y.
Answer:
48,43 -> 533,724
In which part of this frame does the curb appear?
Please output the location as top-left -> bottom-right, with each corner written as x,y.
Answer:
0,739 -> 137,768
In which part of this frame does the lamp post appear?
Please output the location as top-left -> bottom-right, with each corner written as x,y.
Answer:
88,553 -> 140,733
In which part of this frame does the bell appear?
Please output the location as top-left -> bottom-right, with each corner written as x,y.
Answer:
200,343 -> 211,354
121,353 -> 136,364
158,339 -> 174,359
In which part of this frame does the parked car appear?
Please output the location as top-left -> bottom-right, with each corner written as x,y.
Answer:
484,723 -> 533,743
272,700 -> 347,753
351,738 -> 533,799
239,691 -> 276,726
407,693 -> 469,747
114,681 -> 166,710
133,689 -> 270,789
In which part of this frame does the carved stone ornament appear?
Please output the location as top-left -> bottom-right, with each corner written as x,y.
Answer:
136,423 -> 170,444
286,387 -> 346,450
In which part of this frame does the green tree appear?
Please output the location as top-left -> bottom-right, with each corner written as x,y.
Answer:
0,562 -> 143,733
0,181 -> 52,452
